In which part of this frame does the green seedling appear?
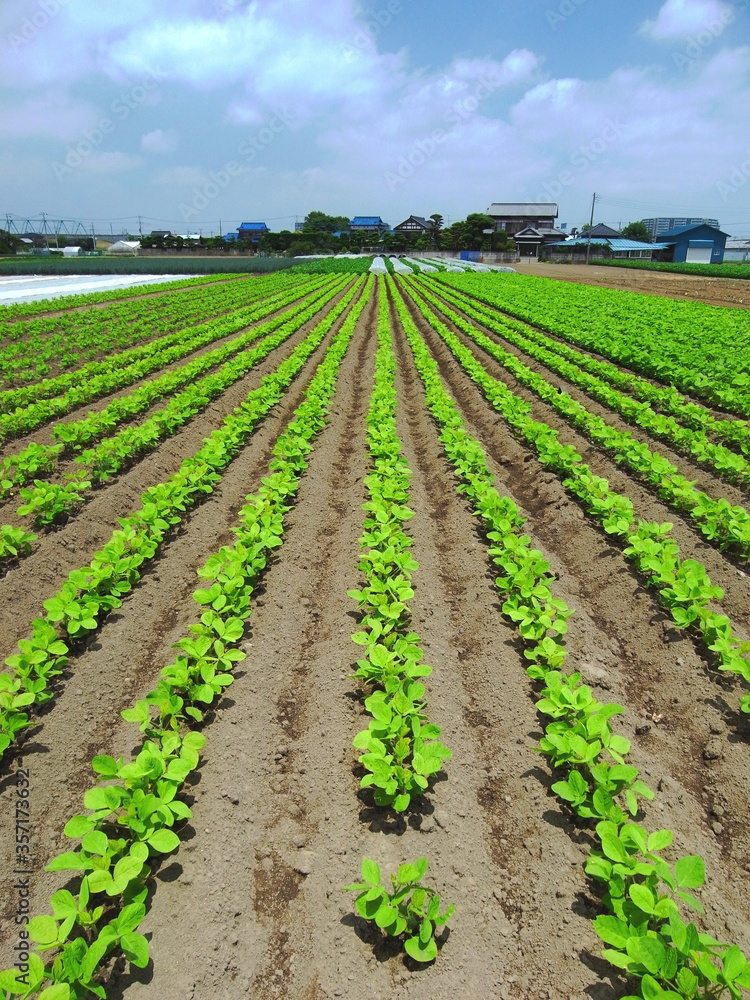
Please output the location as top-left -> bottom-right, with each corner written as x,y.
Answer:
344,857 -> 454,963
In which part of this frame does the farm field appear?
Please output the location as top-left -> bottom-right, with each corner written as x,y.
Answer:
0,269 -> 749,1000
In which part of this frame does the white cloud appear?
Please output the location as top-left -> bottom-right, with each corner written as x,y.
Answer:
141,128 -> 177,153
639,0 -> 735,40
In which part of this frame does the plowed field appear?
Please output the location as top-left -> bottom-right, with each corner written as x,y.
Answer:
1,271 -> 748,1000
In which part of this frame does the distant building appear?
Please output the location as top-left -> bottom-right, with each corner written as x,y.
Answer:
641,217 -> 719,240
582,223 -> 622,239
237,222 -> 269,246
487,202 -> 558,235
724,238 -> 750,262
60,246 -> 82,257
393,215 -> 434,235
656,223 -> 728,264
544,237 -> 668,260
349,216 -> 389,234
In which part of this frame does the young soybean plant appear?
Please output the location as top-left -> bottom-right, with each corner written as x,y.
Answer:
344,857 -> 454,963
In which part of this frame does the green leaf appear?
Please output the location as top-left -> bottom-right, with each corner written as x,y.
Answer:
81,830 -> 109,856
121,932 -> 150,968
647,829 -> 673,852
675,855 -> 705,889
147,828 -> 180,854
723,945 -> 747,982
404,934 -> 438,963
626,936 -> 665,975
64,814 -> 95,838
38,986 -> 71,1000
361,858 -> 381,886
628,883 -> 656,914
28,915 -> 59,945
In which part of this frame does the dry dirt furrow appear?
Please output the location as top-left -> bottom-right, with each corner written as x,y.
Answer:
0,285 -> 367,952
394,282 -> 750,958
0,282 -> 356,653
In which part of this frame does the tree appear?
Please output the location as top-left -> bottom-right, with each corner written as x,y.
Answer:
303,210 -> 350,233
429,213 -> 443,248
620,221 -> 652,243
0,229 -> 21,254
465,213 -> 495,250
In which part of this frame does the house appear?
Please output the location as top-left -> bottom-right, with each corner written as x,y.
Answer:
349,216 -> 389,235
393,216 -> 434,235
513,225 -> 568,258
656,223 -> 728,264
237,222 -> 269,246
487,203 -> 558,236
581,223 -> 622,239
542,237 -> 669,260
724,238 -> 750,263
640,216 -> 720,240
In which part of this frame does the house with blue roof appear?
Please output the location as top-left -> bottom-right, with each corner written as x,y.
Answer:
349,216 -> 389,235
223,222 -> 269,246
656,223 -> 728,264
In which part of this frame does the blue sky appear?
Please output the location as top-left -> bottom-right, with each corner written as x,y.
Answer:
2,0 -> 750,236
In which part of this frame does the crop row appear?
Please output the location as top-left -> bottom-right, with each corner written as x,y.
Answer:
348,284 -> 451,815
427,278 -> 750,460
0,277 -> 364,756
388,275 -> 750,999
0,276 -> 333,442
436,273 -> 750,416
0,275 -> 281,388
396,279 -> 750,711
0,278 -> 373,1000
408,279 -> 750,561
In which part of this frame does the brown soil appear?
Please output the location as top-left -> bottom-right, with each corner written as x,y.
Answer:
512,260 -> 750,309
0,276 -> 748,1000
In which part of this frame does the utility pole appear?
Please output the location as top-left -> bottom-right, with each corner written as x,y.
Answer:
585,192 -> 597,266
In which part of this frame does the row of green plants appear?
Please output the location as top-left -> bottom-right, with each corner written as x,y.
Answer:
389,274 -> 750,999
344,283 -> 454,962
288,256 -> 374,274
0,277 -> 331,442
428,279 -> 750,461
0,278 -> 347,529
435,273 -> 750,416
396,280 -> 750,711
0,278 -> 373,1000
0,274 -> 277,389
0,278 -> 363,757
349,287 -> 452,814
407,279 -> 750,561
0,273 -> 325,416
0,273 -> 245,322
597,259 -> 750,281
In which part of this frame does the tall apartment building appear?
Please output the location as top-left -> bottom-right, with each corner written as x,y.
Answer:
641,217 -> 719,240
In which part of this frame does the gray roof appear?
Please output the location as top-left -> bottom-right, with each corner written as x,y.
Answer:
487,202 -> 558,217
